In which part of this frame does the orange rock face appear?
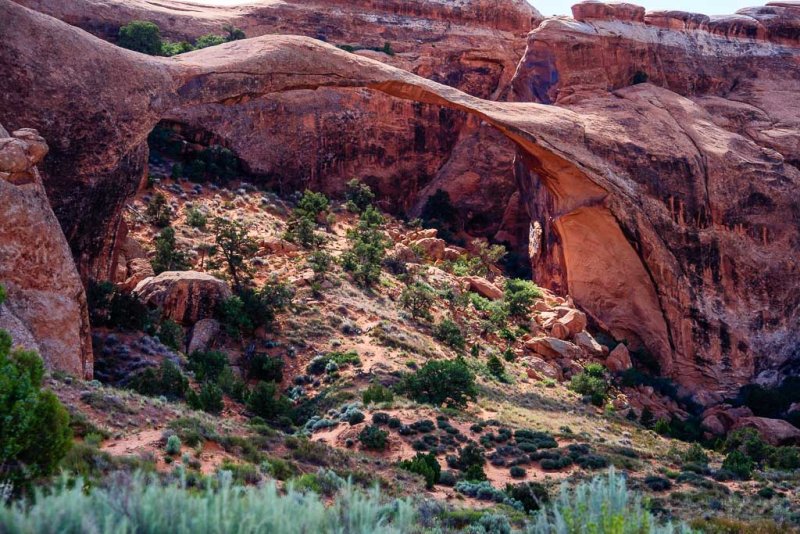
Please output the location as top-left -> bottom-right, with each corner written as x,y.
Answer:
0,125 -> 93,378
2,0 -> 800,398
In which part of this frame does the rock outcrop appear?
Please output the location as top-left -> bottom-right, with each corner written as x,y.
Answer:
0,125 -> 93,377
134,271 -> 231,326
2,0 -> 800,397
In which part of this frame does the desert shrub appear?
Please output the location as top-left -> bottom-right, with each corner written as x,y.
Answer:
361,383 -> 394,406
399,358 -> 477,408
185,206 -> 207,229
434,319 -> 465,351
246,353 -> 284,382
152,226 -> 191,274
455,481 -> 517,508
87,281 -> 153,331
689,517 -> 793,534
644,475 -> 672,491
187,350 -> 228,383
219,279 -> 294,337
0,474 -> 418,533
358,425 -> 389,451
372,413 -> 390,426
723,428 -> 771,464
504,278 -> 542,318
341,206 -> 388,288
469,239 -> 506,280
401,282 -> 435,321
768,446 -> 800,470
118,21 -> 162,55
398,452 -> 440,489
721,450 -> 753,480
217,367 -> 249,402
165,435 -> 182,456
570,365 -> 609,406
285,190 -> 329,248
247,382 -> 292,421
509,466 -> 526,479
487,354 -> 505,379
157,319 -> 184,351
420,189 -> 461,241
307,250 -> 333,285
345,179 -> 375,213
145,192 -> 172,227
187,382 -> 224,415
505,482 -> 549,514
528,468 -> 691,533
0,333 -> 72,486
682,443 -> 709,467
515,430 -> 558,451
129,360 -> 188,400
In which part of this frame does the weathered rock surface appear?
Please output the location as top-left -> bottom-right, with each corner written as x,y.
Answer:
464,276 -> 504,300
0,125 -> 93,377
187,318 -> 221,354
134,271 -> 231,325
3,1 -> 800,397
732,416 -> 800,446
606,344 -> 633,374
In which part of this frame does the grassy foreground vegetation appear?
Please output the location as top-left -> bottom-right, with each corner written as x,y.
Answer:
0,469 -> 691,533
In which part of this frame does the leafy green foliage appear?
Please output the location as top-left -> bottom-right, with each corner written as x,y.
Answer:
470,239 -> 506,280
400,282 -> 435,321
722,450 -> 753,480
345,179 -> 375,213
362,384 -> 394,405
284,190 -> 329,249
187,350 -> 228,383
129,360 -> 188,400
185,207 -> 207,229
434,319 -> 465,352
145,192 -> 172,227
487,354 -> 505,379
87,281 -> 153,331
341,206 -> 388,288
400,358 -> 477,408
118,21 -> 162,55
219,278 -> 294,338
165,435 -> 181,455
247,381 -> 292,421
246,353 -> 284,382
505,481 -> 549,513
152,226 -> 191,274
0,331 -> 72,485
504,278 -> 542,318
211,217 -> 258,288
570,364 -> 609,406
157,319 -> 184,351
358,425 -> 388,451
398,452 -> 440,489
187,382 -> 224,415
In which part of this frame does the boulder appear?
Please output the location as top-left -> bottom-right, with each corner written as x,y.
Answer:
732,417 -> 800,446
134,271 -> 232,325
701,414 -> 727,436
574,331 -> 608,357
605,344 -> 633,373
526,337 -> 582,360
556,308 -> 587,337
391,243 -> 418,263
411,237 -> 446,261
572,1 -> 646,23
121,258 -> 155,292
550,321 -> 570,340
187,318 -> 221,354
464,276 -> 504,300
525,356 -> 563,381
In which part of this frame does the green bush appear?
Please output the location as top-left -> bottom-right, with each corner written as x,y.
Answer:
569,365 -> 609,406
0,330 -> 72,486
129,360 -> 188,400
399,358 -> 477,408
434,319 -> 465,351
528,468 -> 691,533
285,190 -> 329,248
487,354 -> 505,379
145,192 -> 172,227
345,179 -> 375,213
722,450 -> 754,480
0,474 -> 418,533
118,21 -> 162,55
157,319 -> 184,351
87,281 -> 153,331
400,282 -> 435,321
398,452 -> 440,489
341,206 -> 388,288
509,466 -> 526,479
505,481 -> 549,513
185,207 -> 207,229
211,217 -> 258,288
152,226 -> 191,274
247,381 -> 292,421
768,446 -> 800,470
187,382 -> 224,415
363,384 -> 394,405
358,425 -> 389,451
165,435 -> 181,456
188,350 -> 228,383
246,353 -> 284,382
219,279 -> 294,337
504,278 -> 542,318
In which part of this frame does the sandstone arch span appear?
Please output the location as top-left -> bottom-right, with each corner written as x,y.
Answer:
3,0 -> 799,395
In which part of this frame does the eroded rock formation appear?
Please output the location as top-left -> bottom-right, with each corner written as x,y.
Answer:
2,0 -> 799,398
0,125 -> 93,377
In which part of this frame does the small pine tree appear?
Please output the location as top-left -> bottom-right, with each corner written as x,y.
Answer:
211,217 -> 258,288
341,206 -> 388,288
487,354 -> 505,379
151,226 -> 191,274
145,192 -> 172,227
400,282 -> 435,321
